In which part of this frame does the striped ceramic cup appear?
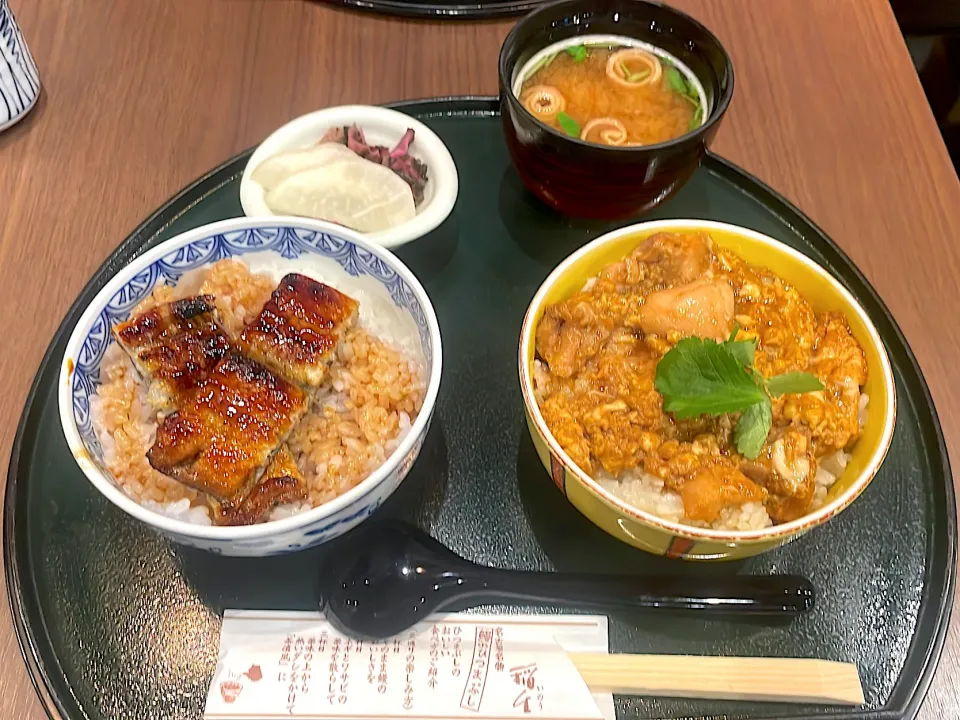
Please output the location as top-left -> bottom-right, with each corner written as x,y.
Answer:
0,0 -> 40,132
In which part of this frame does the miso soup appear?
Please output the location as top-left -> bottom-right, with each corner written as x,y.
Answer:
513,35 -> 708,147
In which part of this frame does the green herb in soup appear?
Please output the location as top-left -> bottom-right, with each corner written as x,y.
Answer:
557,111 -> 581,138
517,40 -> 705,146
565,44 -> 589,63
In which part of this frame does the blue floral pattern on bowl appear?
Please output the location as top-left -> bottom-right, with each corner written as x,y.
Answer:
71,227 -> 432,463
0,0 -> 41,132
60,219 -> 441,557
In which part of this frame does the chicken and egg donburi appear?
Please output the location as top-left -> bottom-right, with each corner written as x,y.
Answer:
533,232 -> 869,530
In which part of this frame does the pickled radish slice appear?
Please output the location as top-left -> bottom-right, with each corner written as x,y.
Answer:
251,143 -> 359,191
265,158 -> 415,233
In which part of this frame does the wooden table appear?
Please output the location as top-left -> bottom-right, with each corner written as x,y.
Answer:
1,0 -> 958,717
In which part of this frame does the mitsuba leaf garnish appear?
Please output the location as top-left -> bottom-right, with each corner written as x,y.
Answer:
689,105 -> 704,131
557,111 -> 581,138
654,331 -> 825,459
734,396 -> 772,460
725,324 -> 757,367
663,62 -> 702,123
653,338 -> 765,418
566,44 -> 588,63
665,66 -> 689,95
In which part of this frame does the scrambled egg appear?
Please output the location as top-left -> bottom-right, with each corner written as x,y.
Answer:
535,232 -> 868,524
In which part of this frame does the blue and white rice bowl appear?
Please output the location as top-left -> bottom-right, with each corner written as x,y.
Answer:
58,217 -> 442,556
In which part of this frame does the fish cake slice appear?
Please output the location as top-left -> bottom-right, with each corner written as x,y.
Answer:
147,353 -> 308,503
112,295 -> 231,411
238,273 -> 359,389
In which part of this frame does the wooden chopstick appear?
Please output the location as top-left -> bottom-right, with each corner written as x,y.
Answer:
568,652 -> 864,706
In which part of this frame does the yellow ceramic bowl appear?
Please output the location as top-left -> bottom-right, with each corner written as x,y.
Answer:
519,219 -> 896,560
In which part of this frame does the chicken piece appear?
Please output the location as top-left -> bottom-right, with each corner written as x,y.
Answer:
535,233 -> 711,378
536,289 -> 642,378
679,465 -> 767,523
602,232 -> 712,290
238,274 -> 359,389
637,278 -> 735,341
147,353 -> 308,503
112,295 -> 231,411
673,415 -> 735,448
213,446 -> 308,526
536,310 -> 589,380
740,428 -> 817,523
634,231 -> 713,286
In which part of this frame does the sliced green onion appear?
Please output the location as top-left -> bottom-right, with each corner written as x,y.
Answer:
557,111 -> 581,138
523,52 -> 558,79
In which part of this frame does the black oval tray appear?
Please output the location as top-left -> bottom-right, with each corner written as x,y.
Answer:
5,97 -> 955,720
319,0 -> 539,19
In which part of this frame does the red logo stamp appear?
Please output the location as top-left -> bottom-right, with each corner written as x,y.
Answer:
219,680 -> 243,704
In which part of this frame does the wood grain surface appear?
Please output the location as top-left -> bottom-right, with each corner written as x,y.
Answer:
1,0 -> 958,718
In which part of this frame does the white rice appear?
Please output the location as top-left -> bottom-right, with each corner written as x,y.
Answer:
141,498 -> 214,526
596,448 -> 853,531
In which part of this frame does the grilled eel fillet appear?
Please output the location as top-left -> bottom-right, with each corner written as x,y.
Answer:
119,276 -> 360,523
212,446 -> 308,526
116,296 -> 307,521
147,352 -> 308,507
111,295 -> 231,412
238,273 -> 359,389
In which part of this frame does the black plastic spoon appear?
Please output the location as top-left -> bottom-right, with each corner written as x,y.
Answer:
319,521 -> 815,641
